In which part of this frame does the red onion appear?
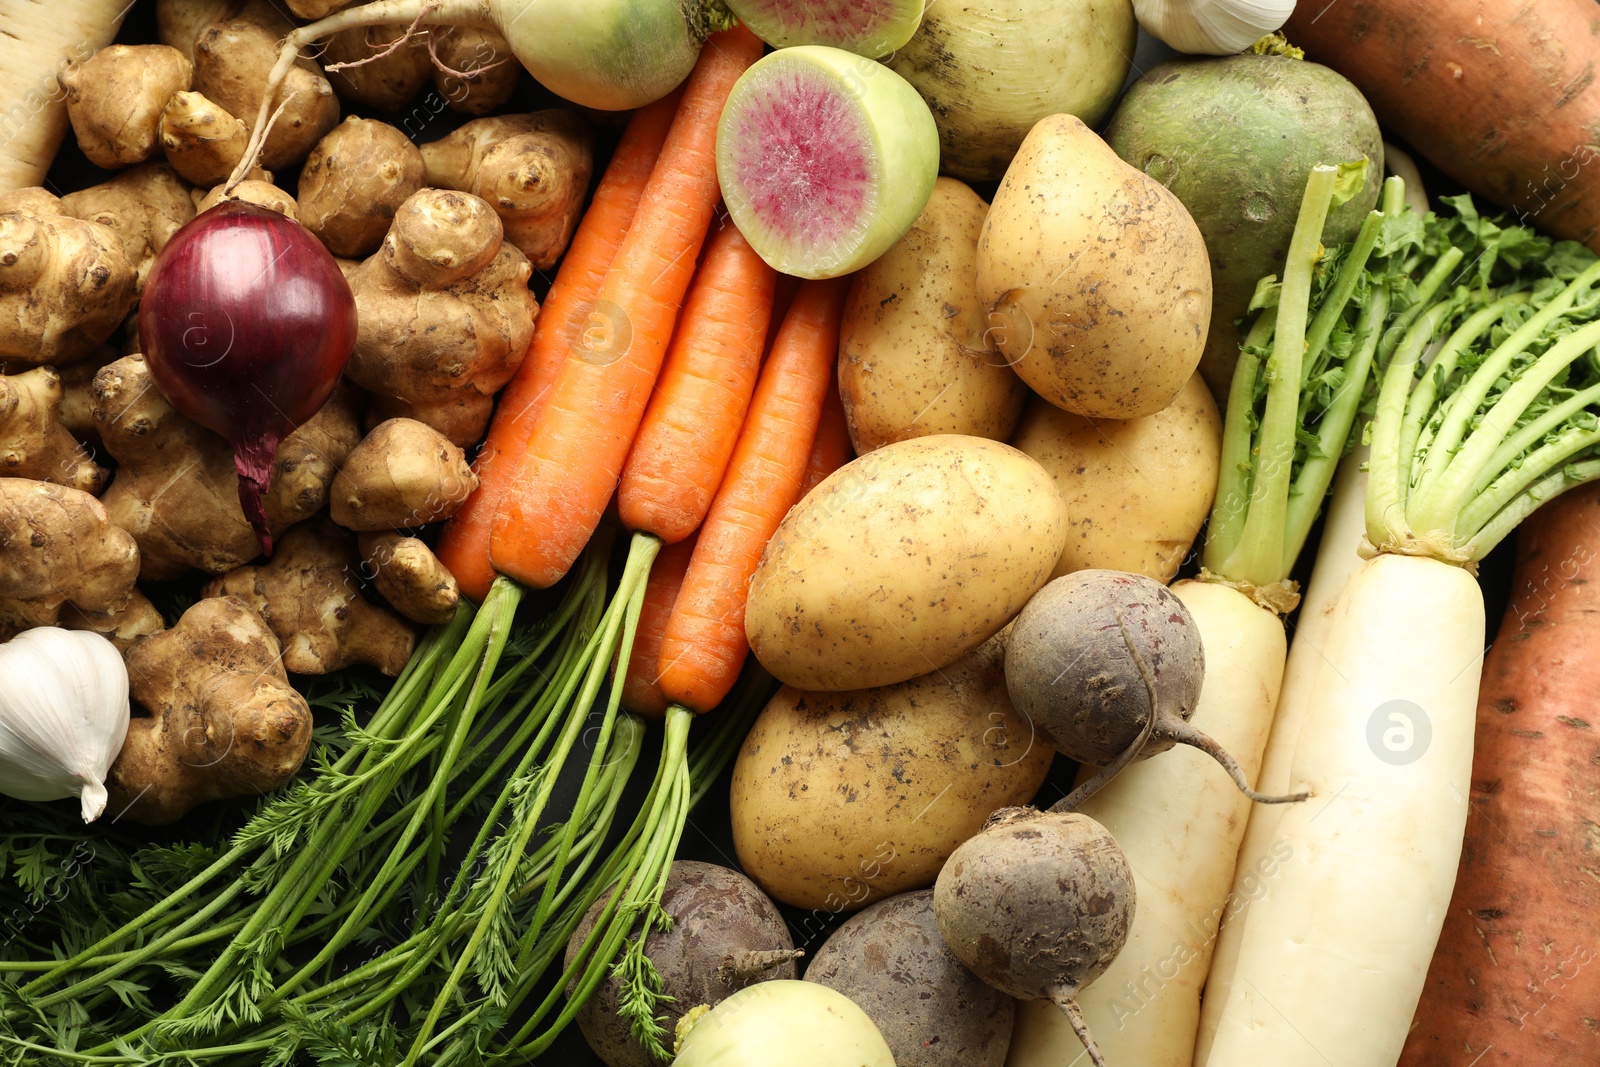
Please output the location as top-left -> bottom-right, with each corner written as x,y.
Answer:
138,200 -> 357,554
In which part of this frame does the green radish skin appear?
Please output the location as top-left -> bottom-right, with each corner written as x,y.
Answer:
238,0 -> 703,142
716,46 -> 940,279
727,0 -> 925,58
1196,552 -> 1482,1067
1104,56 -> 1382,404
1009,581 -> 1285,1067
1196,447 -> 1371,1063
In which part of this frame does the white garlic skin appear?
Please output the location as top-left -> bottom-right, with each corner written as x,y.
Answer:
1134,0 -> 1298,55
0,627 -> 131,823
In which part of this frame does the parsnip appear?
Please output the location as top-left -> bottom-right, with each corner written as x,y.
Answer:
0,0 -> 131,190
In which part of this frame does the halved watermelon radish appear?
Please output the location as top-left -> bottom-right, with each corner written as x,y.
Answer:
725,0 -> 927,58
715,46 -> 939,280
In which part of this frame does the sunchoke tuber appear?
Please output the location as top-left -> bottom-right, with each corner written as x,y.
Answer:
192,1 -> 340,170
322,23 -> 431,112
298,117 -> 425,258
155,0 -> 240,61
59,44 -> 193,169
0,192 -> 137,368
159,90 -> 253,188
0,367 -> 106,492
330,417 -> 476,531
92,354 -> 357,579
431,27 -> 521,116
0,478 -> 141,639
203,519 -> 416,676
60,163 -> 195,292
358,530 -> 460,624
420,111 -> 592,270
345,189 -> 536,446
196,177 -> 297,218
108,595 -> 313,825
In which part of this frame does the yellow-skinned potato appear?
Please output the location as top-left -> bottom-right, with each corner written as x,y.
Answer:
839,177 -> 1027,454
1013,372 -> 1221,583
730,636 -> 1053,912
745,434 -> 1068,691
977,113 -> 1211,419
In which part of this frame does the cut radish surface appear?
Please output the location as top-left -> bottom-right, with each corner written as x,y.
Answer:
726,0 -> 928,57
716,46 -> 939,280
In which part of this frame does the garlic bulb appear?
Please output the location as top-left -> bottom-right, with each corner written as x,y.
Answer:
0,627 -> 131,823
1134,0 -> 1297,56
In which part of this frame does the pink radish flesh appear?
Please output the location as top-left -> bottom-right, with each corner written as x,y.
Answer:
721,68 -> 873,255
738,0 -> 894,41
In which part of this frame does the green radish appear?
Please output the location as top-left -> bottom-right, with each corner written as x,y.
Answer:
1104,54 -> 1383,402
725,0 -> 926,57
1200,204 -> 1600,1065
715,46 -> 940,279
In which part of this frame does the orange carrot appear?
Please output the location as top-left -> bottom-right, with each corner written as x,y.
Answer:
617,533 -> 697,718
489,26 -> 765,590
437,91 -> 679,602
656,277 -> 850,713
618,216 -> 777,544
796,373 -> 852,501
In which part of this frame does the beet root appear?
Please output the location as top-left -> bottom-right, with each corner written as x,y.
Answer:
933,807 -> 1134,1067
565,860 -> 801,1067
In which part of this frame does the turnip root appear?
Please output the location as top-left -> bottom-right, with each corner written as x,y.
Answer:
565,860 -> 801,1067
806,889 -> 1013,1067
1006,570 -> 1308,807
59,44 -> 194,169
673,981 -> 894,1067
933,807 -> 1134,1067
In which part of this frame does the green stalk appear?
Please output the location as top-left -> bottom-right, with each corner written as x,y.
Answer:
1464,457 -> 1600,558
1408,318 -> 1600,534
1365,301 -> 1460,547
1218,166 -> 1345,585
1457,423 -> 1600,536
1202,310 -> 1277,569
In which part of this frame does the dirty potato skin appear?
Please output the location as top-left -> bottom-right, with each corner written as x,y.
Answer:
565,861 -> 798,1067
1005,570 -> 1205,764
933,807 -> 1135,1007
745,434 -> 1068,692
1011,372 -> 1220,582
977,113 -> 1210,419
730,636 -> 1053,913
839,177 -> 1027,454
806,889 -> 1015,1067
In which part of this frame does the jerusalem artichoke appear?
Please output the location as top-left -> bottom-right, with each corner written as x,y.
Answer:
432,27 -> 521,116
358,530 -> 460,625
0,478 -> 141,640
298,117 -> 425,258
60,164 -> 195,291
203,519 -> 416,676
420,111 -> 593,269
322,24 -> 431,112
108,595 -> 313,825
330,417 -> 476,531
0,367 -> 106,493
345,189 -> 536,446
59,44 -> 193,169
159,90 -> 254,188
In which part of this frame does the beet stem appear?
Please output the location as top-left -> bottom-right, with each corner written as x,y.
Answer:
1052,612 -> 1161,812
1163,719 -> 1312,804
1050,987 -> 1108,1067
716,948 -> 805,985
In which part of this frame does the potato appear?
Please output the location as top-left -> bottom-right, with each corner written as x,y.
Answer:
1012,372 -> 1221,583
977,113 -> 1211,419
730,636 -> 1053,912
745,434 -> 1068,691
839,178 -> 1027,454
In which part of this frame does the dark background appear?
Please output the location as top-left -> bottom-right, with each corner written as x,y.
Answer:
31,6 -> 1516,1065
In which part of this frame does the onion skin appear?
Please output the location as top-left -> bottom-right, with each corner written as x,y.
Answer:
138,200 -> 357,553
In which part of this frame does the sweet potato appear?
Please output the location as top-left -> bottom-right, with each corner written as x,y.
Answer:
1285,0 -> 1600,248
1399,482 -> 1600,1065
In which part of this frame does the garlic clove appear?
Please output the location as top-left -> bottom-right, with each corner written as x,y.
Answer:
0,627 -> 131,824
1134,0 -> 1297,56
